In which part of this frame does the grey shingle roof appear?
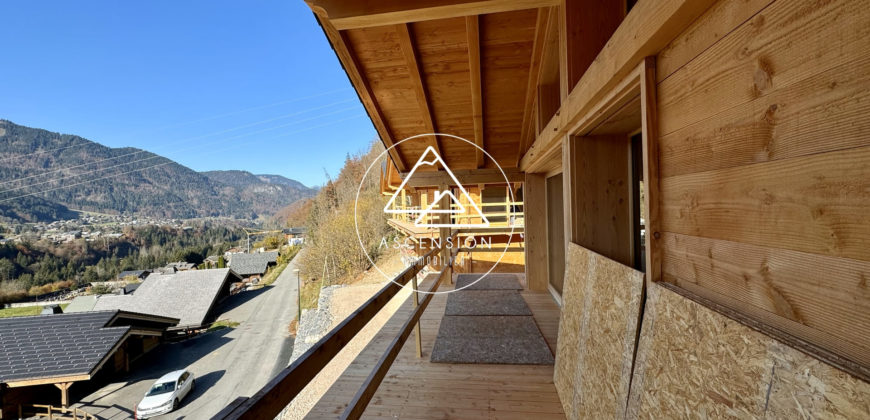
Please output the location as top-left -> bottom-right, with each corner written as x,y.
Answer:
0,311 -> 126,383
118,270 -> 150,279
0,311 -> 178,384
228,252 -> 279,276
64,295 -> 99,313
92,269 -> 237,329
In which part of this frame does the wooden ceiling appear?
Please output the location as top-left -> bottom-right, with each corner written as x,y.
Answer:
306,0 -> 558,172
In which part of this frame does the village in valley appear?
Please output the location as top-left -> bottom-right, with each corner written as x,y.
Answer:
0,218 -> 306,418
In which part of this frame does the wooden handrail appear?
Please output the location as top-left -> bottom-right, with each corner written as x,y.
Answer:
211,246 -> 443,420
23,404 -> 97,420
341,253 -> 454,419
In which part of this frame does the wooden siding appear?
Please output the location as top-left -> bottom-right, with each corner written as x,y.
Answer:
656,0 -> 870,368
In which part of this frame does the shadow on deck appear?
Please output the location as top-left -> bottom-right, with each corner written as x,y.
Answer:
305,273 -> 564,419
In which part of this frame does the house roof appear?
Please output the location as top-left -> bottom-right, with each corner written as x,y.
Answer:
64,295 -> 99,313
166,262 -> 196,270
229,252 -> 279,276
92,269 -> 239,329
0,311 -> 178,385
118,270 -> 150,278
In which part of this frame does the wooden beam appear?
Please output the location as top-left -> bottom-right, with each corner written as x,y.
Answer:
524,173 -> 548,291
54,382 -> 72,408
466,15 -> 485,168
517,7 -> 554,166
520,0 -> 717,171
639,57 -> 661,285
395,23 -> 441,157
400,168 -> 524,187
308,0 -> 560,30
310,11 -> 408,171
6,375 -> 89,388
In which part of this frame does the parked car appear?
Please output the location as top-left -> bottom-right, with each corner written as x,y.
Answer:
135,369 -> 195,418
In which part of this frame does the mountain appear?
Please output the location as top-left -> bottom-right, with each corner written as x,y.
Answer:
0,120 -> 316,222
202,170 -> 316,218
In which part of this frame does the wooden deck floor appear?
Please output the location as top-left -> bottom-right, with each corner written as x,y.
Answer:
304,273 -> 565,419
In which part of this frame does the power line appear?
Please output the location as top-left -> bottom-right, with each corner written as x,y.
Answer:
0,113 -> 366,204
0,87 -> 353,163
0,105 -> 360,194
122,87 -> 353,135
0,98 -> 357,187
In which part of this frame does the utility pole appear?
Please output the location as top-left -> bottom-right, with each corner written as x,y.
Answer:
294,268 -> 301,320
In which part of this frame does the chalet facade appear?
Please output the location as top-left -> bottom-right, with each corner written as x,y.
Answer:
216,0 -> 870,418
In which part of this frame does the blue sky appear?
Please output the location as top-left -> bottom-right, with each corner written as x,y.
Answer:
0,1 -> 376,188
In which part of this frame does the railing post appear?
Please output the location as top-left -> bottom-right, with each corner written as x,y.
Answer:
411,273 -> 422,358
438,184 -> 452,284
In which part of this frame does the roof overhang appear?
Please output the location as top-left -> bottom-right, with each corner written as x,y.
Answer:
306,0 -> 554,174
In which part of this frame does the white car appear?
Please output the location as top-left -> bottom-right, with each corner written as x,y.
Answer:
135,369 -> 195,418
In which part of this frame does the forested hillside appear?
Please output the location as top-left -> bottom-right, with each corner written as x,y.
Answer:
0,120 -> 315,222
0,224 -> 243,303
297,142 -> 392,284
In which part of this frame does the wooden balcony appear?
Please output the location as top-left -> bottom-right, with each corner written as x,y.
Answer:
307,273 -> 563,419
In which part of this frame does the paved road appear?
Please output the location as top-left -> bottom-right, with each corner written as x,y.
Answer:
75,253 -> 303,419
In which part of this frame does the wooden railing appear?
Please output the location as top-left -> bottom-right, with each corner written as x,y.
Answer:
19,404 -> 97,420
212,241 -> 451,420
342,245 -> 457,419
390,199 -> 525,228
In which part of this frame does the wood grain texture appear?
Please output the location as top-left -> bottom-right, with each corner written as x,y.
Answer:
310,14 -> 407,171
662,232 -> 870,368
660,145 -> 870,262
305,277 -> 565,419
554,243 -> 644,419
657,0 -> 870,136
520,0 -> 716,171
660,53 -> 870,178
627,284 -> 870,419
466,15 -> 485,168
565,135 -> 632,266
308,0 -> 559,30
639,57 -> 661,285
560,0 -> 624,98
517,7 -> 553,166
524,173 -> 548,292
656,0 -> 774,82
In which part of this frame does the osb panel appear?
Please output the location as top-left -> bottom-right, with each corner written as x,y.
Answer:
554,243 -> 644,419
627,284 -> 870,419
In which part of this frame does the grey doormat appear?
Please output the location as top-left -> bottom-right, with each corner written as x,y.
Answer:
430,316 -> 555,364
455,273 -> 523,290
445,290 -> 532,316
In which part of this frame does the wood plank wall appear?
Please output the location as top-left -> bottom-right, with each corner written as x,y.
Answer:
655,0 -> 870,368
563,135 -> 633,267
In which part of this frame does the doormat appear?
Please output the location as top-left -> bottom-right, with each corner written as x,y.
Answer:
445,290 -> 532,316
455,273 -> 523,290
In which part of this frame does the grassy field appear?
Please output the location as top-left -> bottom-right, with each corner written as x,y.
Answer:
0,303 -> 69,318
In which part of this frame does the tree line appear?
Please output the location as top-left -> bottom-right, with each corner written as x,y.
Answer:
0,224 -> 244,303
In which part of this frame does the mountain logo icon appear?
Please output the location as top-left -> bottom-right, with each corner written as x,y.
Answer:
384,146 -> 490,228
